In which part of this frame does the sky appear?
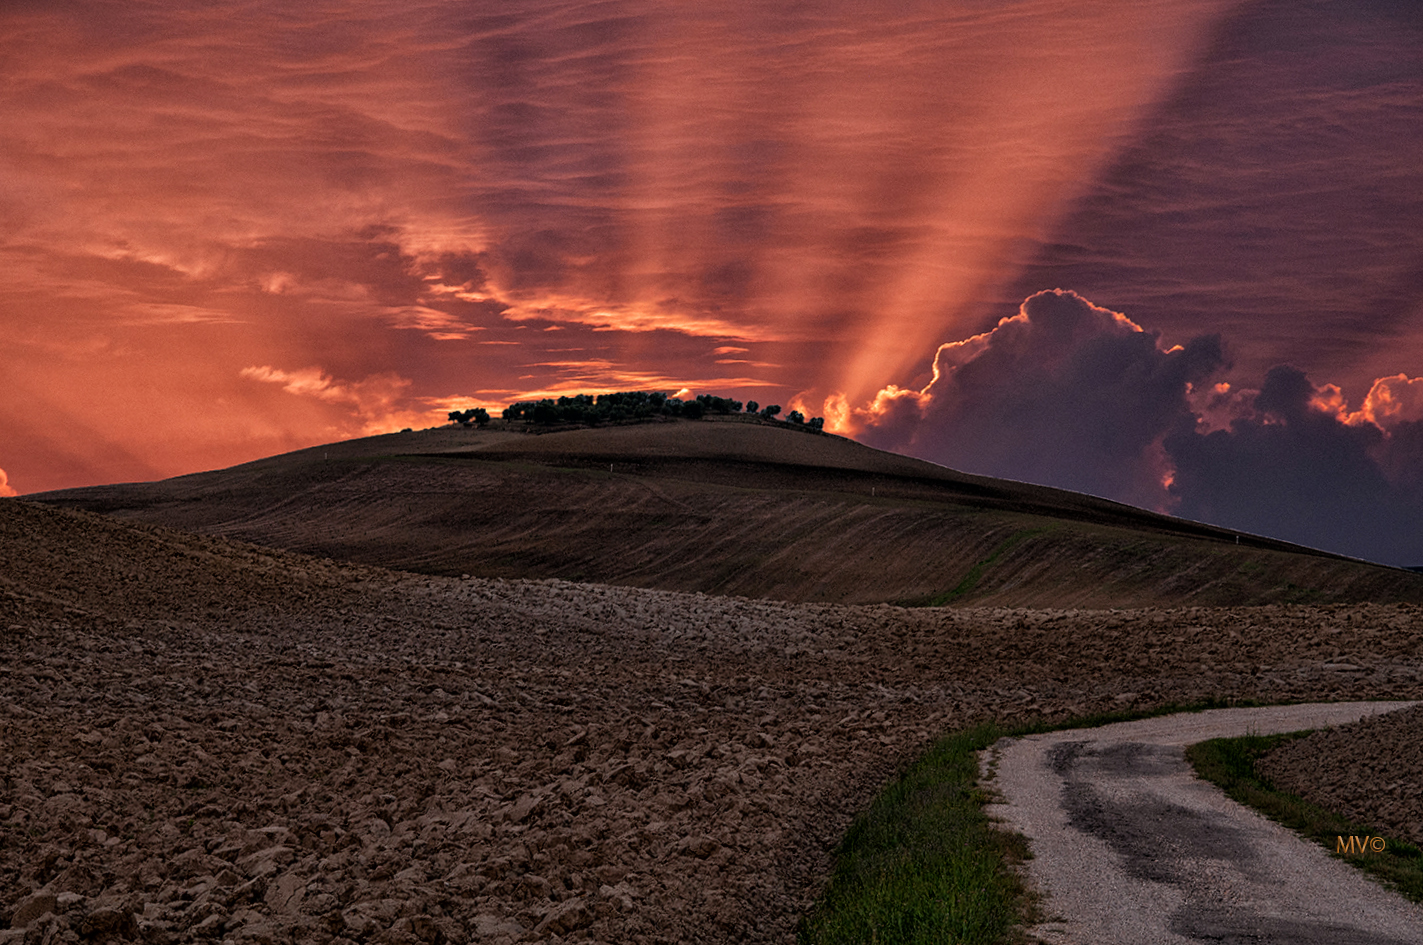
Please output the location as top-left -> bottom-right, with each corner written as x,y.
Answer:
3,0 -> 1422,564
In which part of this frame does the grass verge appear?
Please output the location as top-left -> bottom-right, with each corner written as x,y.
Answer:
798,698 -> 1250,945
1186,732 -> 1423,903
796,722 -> 1027,945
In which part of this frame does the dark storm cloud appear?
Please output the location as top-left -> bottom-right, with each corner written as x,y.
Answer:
1163,366 -> 1423,564
860,290 -> 1226,509
843,0 -> 1423,565
858,291 -> 1423,566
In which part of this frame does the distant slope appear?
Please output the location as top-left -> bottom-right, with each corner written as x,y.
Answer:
32,417 -> 1423,607
0,492 -> 369,630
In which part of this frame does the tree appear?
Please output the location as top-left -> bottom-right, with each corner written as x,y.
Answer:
695,394 -> 742,415
807,417 -> 824,431
448,407 -> 491,427
495,390 -> 798,427
787,410 -> 805,424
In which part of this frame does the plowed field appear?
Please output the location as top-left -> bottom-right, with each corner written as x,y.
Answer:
4,498 -> 1421,943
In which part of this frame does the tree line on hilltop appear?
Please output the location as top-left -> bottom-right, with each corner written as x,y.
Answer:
448,391 -> 824,430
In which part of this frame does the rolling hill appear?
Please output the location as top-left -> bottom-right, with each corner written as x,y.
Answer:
7,426 -> 1423,942
31,416 -> 1423,608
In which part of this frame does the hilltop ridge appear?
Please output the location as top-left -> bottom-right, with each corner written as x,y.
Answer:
32,417 -> 1423,608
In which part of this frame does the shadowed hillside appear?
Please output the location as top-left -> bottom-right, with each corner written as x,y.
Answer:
32,417 -> 1423,607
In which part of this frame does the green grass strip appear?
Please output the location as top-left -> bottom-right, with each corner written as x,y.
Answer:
797,722 -> 1029,945
1186,732 -> 1423,903
798,698 -> 1257,945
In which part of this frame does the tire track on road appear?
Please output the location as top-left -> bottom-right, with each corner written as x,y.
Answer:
983,703 -> 1423,944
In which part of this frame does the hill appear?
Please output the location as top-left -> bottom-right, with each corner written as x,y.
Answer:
31,416 -> 1423,607
5,485 -> 1423,942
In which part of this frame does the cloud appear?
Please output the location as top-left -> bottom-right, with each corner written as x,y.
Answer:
856,290 -> 1225,509
240,365 -> 424,435
3,1 -> 1416,506
3,0 -> 1235,415
1358,374 -> 1423,430
1164,366 -> 1423,564
0,467 -> 17,497
991,0 -> 1423,403
510,360 -> 773,398
852,290 -> 1423,566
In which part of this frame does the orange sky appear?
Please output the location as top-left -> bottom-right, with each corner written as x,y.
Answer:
3,0 -> 1422,559
0,0 -> 1241,493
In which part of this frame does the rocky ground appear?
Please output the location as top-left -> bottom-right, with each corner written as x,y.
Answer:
3,499 -> 1422,944
1258,703 -> 1423,847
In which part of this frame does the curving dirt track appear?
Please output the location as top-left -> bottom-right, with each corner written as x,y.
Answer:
4,498 -> 1423,943
983,704 -> 1423,945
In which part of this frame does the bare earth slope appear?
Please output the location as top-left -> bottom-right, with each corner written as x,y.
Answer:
4,498 -> 1423,943
33,419 -> 1423,608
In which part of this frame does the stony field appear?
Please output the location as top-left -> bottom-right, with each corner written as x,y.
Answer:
1259,703 -> 1423,847
3,499 -> 1422,944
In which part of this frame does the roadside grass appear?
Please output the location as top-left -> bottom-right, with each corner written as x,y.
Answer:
1186,732 -> 1423,903
798,698 -> 1249,945
796,722 -> 1027,945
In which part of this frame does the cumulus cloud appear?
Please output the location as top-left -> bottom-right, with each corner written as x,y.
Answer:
858,290 -> 1225,510
0,467 -> 17,497
1162,365 -> 1423,563
853,290 -> 1423,566
1357,374 -> 1423,430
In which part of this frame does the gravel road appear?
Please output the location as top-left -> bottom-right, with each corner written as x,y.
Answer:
983,703 -> 1423,945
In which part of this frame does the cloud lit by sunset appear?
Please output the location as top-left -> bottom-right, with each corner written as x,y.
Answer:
853,290 -> 1423,564
2,1 -> 1421,562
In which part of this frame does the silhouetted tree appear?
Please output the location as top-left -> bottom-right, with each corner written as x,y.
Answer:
448,407 -> 491,427
695,394 -> 743,415
595,391 -> 665,420
497,389 -> 789,427
807,416 -> 825,431
787,410 -> 805,424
